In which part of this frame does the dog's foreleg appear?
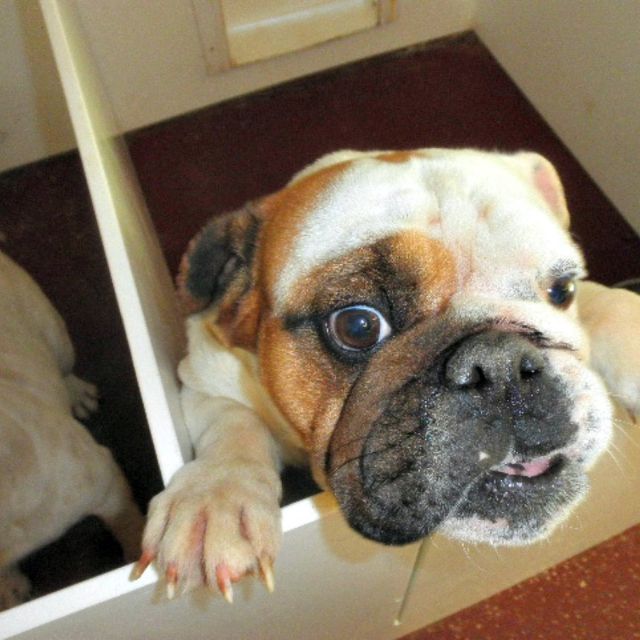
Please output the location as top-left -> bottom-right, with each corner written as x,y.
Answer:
578,280 -> 640,418
135,393 -> 282,601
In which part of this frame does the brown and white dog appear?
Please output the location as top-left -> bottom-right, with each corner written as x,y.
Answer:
0,251 -> 143,610
135,149 -> 640,600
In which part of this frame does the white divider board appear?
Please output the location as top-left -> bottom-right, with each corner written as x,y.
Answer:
37,0 -> 190,483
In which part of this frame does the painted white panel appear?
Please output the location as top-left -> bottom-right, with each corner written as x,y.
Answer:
0,0 -> 474,172
476,0 -> 640,234
0,0 -> 75,172
221,0 -> 379,66
37,0 -> 190,481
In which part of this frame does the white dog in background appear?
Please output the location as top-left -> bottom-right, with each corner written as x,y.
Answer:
0,250 -> 143,610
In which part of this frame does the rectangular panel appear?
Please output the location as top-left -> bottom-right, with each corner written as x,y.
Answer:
39,0 -> 189,482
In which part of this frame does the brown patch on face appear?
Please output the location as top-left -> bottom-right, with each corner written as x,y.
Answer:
479,203 -> 493,221
375,150 -> 419,164
257,231 -> 457,484
258,161 -> 356,305
258,315 -> 357,486
281,231 -> 457,326
213,287 -> 263,350
382,232 -> 457,318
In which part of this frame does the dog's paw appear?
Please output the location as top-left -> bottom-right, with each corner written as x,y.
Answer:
0,566 -> 31,612
133,459 -> 282,601
579,282 -> 640,419
64,374 -> 99,419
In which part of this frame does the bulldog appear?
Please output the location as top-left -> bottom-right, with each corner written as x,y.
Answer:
135,149 -> 640,601
0,250 -> 143,610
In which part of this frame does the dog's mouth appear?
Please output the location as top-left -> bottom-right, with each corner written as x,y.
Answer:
489,454 -> 565,484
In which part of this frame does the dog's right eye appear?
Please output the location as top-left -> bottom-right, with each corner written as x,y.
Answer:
325,305 -> 392,352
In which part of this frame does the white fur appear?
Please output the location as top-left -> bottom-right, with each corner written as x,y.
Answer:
276,149 -> 582,314
0,251 -> 143,610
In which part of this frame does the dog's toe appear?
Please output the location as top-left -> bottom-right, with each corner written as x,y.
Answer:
64,374 -> 100,419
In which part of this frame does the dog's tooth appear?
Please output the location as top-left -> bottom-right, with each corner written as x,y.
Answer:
258,557 -> 275,593
130,550 -> 154,580
478,451 -> 490,462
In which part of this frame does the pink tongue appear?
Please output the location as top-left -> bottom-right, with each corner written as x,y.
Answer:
502,458 -> 551,478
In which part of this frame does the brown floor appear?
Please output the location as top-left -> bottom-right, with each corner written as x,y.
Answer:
1,31 -> 639,631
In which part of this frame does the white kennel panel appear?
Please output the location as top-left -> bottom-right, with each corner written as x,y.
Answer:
2,1 -> 639,638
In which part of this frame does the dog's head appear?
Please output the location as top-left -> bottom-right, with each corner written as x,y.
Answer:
179,149 -> 612,546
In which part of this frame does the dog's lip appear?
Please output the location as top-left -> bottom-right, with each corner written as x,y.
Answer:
490,454 -> 565,480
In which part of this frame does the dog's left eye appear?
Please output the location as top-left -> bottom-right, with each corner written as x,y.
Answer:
547,277 -> 576,309
325,305 -> 392,352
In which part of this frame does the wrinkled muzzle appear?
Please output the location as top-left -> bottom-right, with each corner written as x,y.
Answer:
327,317 -> 584,545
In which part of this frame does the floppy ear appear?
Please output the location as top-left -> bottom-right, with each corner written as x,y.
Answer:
511,152 -> 570,228
177,203 -> 263,349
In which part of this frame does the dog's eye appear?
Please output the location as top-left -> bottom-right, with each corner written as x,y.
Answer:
547,277 -> 576,309
325,305 -> 392,351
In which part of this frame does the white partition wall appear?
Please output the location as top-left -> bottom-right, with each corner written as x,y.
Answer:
475,0 -> 640,234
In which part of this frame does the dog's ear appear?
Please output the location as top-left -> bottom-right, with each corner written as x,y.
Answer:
511,152 -> 570,228
177,203 -> 263,349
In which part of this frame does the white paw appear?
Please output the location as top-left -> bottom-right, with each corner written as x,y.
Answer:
0,566 -> 31,612
64,374 -> 100,419
585,290 -> 640,418
133,459 -> 282,601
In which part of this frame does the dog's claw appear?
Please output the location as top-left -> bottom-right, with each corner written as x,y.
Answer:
627,409 -> 637,425
216,564 -> 234,604
258,557 -> 275,593
131,550 -> 154,581
165,564 -> 179,600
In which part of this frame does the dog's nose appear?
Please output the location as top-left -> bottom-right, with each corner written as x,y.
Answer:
445,331 -> 545,392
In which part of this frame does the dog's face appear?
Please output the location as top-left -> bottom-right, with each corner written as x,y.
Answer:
180,149 -> 612,547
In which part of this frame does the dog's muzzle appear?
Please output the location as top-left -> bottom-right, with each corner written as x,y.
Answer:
327,320 -> 597,546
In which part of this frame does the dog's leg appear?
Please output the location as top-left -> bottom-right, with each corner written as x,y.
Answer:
0,565 -> 31,612
91,455 -> 145,563
135,394 -> 282,601
578,280 -> 640,418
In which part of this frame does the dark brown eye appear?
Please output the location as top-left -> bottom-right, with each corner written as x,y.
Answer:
547,277 -> 576,309
326,305 -> 392,352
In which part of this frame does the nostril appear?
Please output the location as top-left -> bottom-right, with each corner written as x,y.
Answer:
448,363 -> 488,389
519,353 -> 544,380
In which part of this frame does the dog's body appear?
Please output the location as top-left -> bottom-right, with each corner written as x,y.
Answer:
0,250 -> 143,610
138,149 -> 640,599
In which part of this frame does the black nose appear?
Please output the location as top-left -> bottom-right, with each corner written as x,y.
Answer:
445,331 -> 546,392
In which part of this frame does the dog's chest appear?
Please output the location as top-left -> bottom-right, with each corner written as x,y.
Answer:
179,313 -> 307,465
